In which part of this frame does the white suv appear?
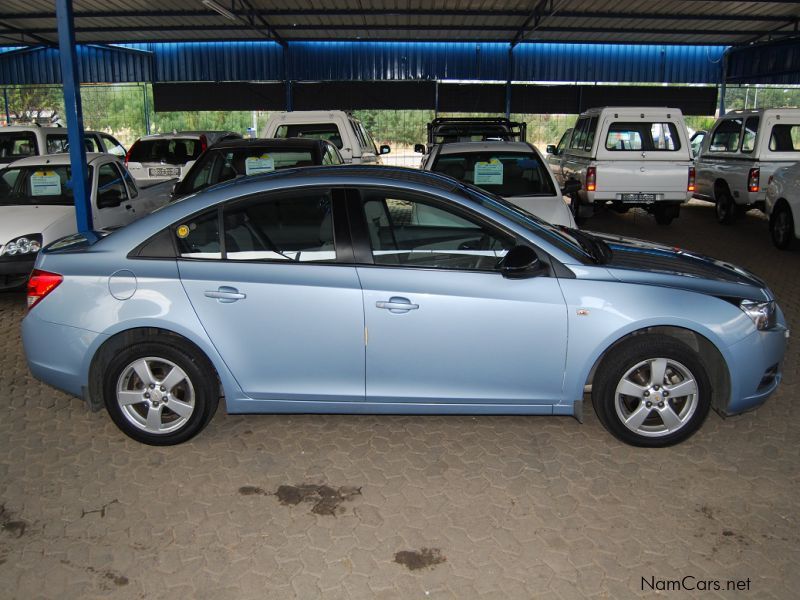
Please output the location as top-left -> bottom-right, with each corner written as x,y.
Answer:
694,108 -> 800,224
125,131 -> 242,185
0,125 -> 127,167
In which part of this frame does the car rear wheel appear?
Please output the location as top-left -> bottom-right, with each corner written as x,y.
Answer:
715,188 -> 737,225
770,203 -> 796,250
103,342 -> 219,445
592,335 -> 711,447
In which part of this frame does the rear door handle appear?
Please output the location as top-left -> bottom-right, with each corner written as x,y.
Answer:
376,297 -> 419,313
204,286 -> 246,303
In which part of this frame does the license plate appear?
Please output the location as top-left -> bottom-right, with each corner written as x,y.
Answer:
149,167 -> 180,177
621,193 -> 658,203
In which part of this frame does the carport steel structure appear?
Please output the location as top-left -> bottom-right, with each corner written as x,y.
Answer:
3,0 -> 800,234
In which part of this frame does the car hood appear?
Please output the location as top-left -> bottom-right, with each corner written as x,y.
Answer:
588,232 -> 771,301
0,205 -> 74,244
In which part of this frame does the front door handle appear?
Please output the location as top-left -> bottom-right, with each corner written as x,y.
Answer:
376,297 -> 419,313
204,286 -> 246,303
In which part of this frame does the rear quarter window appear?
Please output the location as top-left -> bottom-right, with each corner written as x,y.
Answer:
709,119 -> 743,153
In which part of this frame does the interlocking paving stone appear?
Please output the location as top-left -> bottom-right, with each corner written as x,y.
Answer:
0,200 -> 798,598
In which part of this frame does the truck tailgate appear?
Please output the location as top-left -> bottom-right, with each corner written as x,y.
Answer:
598,160 -> 691,192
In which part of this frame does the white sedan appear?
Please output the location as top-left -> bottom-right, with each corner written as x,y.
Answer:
421,141 -> 578,228
766,162 -> 800,250
0,153 -> 170,288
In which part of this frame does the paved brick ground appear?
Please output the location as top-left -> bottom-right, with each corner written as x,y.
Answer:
0,201 -> 798,599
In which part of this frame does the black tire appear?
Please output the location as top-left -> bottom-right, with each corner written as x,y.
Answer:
592,335 -> 711,447
103,341 -> 219,445
770,203 -> 796,250
715,187 -> 737,225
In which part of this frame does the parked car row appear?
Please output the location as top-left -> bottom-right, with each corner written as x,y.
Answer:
2,107 -> 792,450
545,107 -> 800,248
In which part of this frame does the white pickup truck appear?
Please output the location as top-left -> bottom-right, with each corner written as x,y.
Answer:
263,111 -> 390,164
694,108 -> 800,224
551,107 -> 694,225
0,153 -> 170,288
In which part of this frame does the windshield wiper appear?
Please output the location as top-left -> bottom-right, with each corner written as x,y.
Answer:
566,229 -> 612,264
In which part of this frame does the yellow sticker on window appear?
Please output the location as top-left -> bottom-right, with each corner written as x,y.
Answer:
245,154 -> 275,175
31,171 -> 61,196
176,224 -> 190,239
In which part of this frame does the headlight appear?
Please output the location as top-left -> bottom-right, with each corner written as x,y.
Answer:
740,299 -> 776,330
1,234 -> 42,257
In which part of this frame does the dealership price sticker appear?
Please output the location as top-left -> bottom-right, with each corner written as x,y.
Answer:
245,154 -> 275,175
30,171 -> 62,196
474,159 -> 503,185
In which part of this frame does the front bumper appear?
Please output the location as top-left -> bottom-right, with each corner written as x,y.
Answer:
0,256 -> 35,289
722,323 -> 789,415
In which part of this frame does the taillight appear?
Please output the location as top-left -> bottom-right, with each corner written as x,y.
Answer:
748,168 -> 760,193
124,143 -> 134,166
687,166 -> 696,193
586,166 -> 596,192
27,269 -> 63,310
200,134 -> 208,153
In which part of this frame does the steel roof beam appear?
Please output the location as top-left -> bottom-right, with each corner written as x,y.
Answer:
1,7 -> 796,23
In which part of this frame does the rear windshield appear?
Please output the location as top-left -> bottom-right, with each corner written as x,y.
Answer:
274,124 -> 343,149
0,132 -> 38,163
605,122 -> 681,151
128,138 -> 203,164
178,147 -> 319,196
0,165 -> 89,206
769,124 -> 800,152
432,151 -> 556,197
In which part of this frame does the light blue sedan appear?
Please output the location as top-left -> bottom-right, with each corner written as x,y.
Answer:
22,167 -> 788,447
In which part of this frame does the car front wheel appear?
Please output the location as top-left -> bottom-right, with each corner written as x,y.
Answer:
103,342 -> 219,445
592,335 -> 711,447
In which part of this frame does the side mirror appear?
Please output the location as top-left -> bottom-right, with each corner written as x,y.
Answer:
560,178 -> 582,196
500,245 -> 545,279
97,188 -> 124,209
546,144 -> 557,155
379,145 -> 391,155
414,143 -> 426,154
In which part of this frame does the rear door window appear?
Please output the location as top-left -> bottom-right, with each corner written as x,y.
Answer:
274,123 -> 344,149
605,122 -> 681,151
709,119 -> 743,153
768,124 -> 800,152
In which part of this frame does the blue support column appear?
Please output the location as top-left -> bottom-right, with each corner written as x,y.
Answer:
55,0 -> 92,233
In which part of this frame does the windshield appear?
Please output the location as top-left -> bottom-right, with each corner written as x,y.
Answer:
0,165 -> 89,206
460,183 -> 602,264
128,138 -> 203,165
178,147 -> 319,196
0,132 -> 38,164
432,151 -> 557,198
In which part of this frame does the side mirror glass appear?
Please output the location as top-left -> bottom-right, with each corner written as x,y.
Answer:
546,144 -> 557,155
379,145 -> 391,155
97,188 -> 124,209
414,143 -> 426,154
500,245 -> 545,279
560,178 -> 582,196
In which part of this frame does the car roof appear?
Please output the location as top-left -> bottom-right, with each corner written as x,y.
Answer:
437,141 -> 534,154
208,137 -> 328,150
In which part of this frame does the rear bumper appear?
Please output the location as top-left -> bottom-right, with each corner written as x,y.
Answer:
722,324 -> 789,415
22,313 -> 104,399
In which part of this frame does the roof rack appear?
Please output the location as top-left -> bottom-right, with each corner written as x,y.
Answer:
427,117 -> 526,145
